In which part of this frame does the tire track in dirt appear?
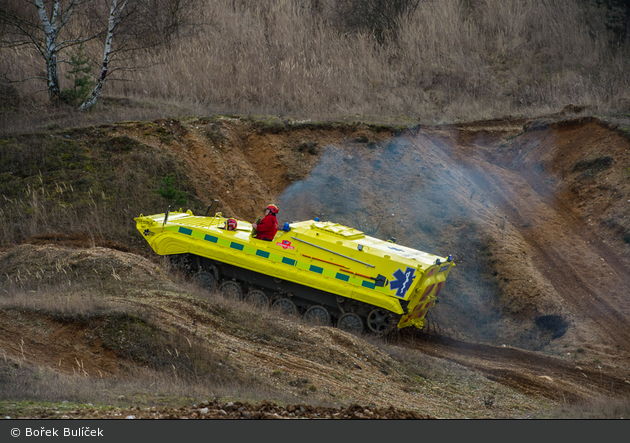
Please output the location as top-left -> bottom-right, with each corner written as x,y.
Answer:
404,333 -> 630,403
461,157 -> 630,352
549,195 -> 630,290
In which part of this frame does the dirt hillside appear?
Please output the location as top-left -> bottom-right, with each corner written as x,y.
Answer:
1,109 -> 630,418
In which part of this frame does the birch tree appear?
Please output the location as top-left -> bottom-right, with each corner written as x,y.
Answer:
1,0 -> 199,108
78,0 -> 127,110
0,0 -> 97,100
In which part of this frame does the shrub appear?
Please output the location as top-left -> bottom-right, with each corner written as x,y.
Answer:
60,44 -> 94,106
330,0 -> 422,43
573,156 -> 614,173
156,173 -> 188,205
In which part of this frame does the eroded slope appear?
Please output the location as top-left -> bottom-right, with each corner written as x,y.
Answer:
2,113 -> 630,417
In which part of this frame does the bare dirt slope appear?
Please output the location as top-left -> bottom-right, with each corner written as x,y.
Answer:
2,110 -> 630,418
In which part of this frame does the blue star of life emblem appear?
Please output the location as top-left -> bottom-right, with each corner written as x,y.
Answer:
390,267 -> 416,298
143,229 -> 153,236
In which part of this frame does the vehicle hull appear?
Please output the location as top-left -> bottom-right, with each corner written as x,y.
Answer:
135,210 -> 455,332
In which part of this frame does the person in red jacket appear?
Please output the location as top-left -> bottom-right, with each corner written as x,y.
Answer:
252,204 -> 279,241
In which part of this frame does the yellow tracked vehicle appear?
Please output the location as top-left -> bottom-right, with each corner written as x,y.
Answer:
135,205 -> 455,333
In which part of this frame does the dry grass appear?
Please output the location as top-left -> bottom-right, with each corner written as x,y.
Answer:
0,356 -> 291,408
1,0 -> 629,129
0,245 -> 611,418
0,253 -> 311,407
0,252 -> 377,410
0,288 -> 128,318
533,397 -> 630,419
0,129 -> 204,247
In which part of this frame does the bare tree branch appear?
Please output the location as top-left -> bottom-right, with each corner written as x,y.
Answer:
0,0 -> 95,99
79,0 -> 128,110
2,0 -> 201,107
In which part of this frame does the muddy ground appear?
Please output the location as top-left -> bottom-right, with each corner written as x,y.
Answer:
1,108 -> 630,418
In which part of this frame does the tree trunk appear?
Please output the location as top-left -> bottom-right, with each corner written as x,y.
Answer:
79,0 -> 129,111
78,59 -> 107,111
46,47 -> 61,100
35,0 -> 61,100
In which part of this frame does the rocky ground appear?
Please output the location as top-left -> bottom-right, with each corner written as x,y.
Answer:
8,400 -> 433,420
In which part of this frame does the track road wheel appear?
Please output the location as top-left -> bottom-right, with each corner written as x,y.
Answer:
304,305 -> 331,326
246,289 -> 270,308
337,313 -> 364,333
169,254 -> 192,273
195,270 -> 217,291
206,264 -> 220,281
219,281 -> 243,301
272,298 -> 298,316
367,308 -> 395,334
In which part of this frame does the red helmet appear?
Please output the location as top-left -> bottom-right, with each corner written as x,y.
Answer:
266,204 -> 279,214
227,218 -> 237,230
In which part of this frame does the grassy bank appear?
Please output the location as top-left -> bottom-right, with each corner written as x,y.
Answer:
1,0 -> 629,130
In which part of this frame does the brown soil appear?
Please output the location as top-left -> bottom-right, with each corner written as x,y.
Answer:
2,109 -> 630,418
